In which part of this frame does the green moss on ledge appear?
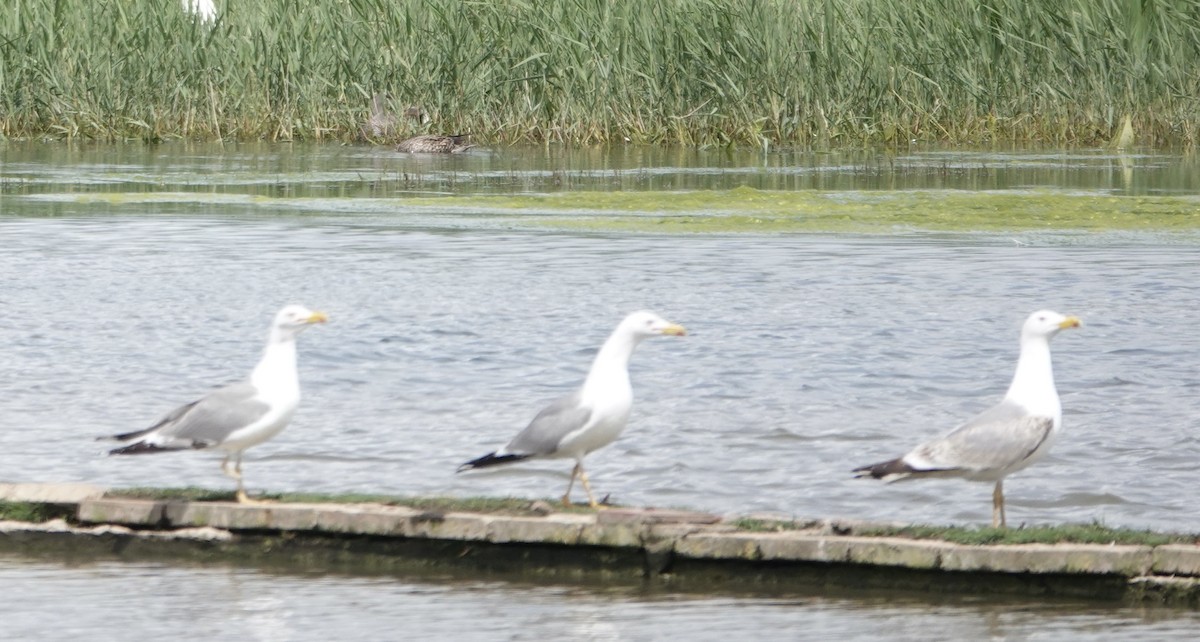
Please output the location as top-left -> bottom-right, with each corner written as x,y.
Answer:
857,523 -> 1199,547
0,501 -> 76,523
698,517 -> 1200,547
104,487 -> 602,515
15,488 -> 1200,548
727,517 -> 808,532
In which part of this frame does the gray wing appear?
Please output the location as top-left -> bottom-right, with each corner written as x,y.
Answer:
148,382 -> 271,447
504,390 -> 593,456
906,400 -> 1053,473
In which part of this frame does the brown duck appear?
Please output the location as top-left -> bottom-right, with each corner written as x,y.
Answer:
396,134 -> 475,154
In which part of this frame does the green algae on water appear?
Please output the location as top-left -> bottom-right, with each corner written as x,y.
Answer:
23,186 -> 1200,234
405,187 -> 1200,233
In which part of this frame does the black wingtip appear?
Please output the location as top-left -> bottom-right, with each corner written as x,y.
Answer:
107,441 -> 187,456
106,441 -> 207,458
456,452 -> 530,473
852,457 -> 913,479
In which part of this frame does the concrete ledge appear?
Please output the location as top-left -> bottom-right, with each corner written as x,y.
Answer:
1152,544 -> 1200,577
486,514 -> 589,545
77,497 -> 167,525
848,536 -> 953,568
675,531 -> 766,560
3,484 -> 1200,605
0,483 -> 106,503
941,542 -> 1153,575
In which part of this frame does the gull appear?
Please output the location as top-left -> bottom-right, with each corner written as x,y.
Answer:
103,305 -> 327,503
458,311 -> 687,508
853,310 -> 1081,527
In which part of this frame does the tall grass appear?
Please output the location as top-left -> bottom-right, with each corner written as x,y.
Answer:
1,0 -> 1197,146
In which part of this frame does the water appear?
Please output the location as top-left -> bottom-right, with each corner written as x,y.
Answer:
2,142 -> 1199,637
2,555 -> 1199,641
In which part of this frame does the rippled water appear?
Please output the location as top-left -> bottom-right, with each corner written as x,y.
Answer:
2,143 -> 1199,636
3,555 -> 1199,641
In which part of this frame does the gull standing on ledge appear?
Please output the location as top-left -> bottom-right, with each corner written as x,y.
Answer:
457,311 -> 687,509
853,310 -> 1081,527
103,305 -> 328,503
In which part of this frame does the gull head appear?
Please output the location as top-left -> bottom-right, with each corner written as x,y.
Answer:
273,304 -> 329,337
620,310 -> 687,340
1022,309 -> 1081,342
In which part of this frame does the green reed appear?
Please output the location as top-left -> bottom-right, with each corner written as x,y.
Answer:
2,0 -> 1197,146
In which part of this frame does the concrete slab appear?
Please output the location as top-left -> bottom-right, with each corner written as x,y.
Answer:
578,521 -> 645,548
1153,544 -> 1200,576
836,536 -> 944,569
755,533 -> 853,563
675,532 -> 764,560
77,498 -> 166,525
941,543 -> 1152,575
598,508 -> 722,526
1,482 -> 1193,604
311,504 -> 421,536
486,514 -> 586,545
405,511 -> 493,541
0,483 -> 107,504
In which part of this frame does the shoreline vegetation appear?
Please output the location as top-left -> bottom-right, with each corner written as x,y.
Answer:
2,0 -> 1198,147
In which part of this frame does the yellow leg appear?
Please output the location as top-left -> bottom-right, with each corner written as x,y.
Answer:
992,481 -> 1007,528
220,454 -> 242,490
561,463 -> 580,507
221,453 -> 270,504
578,467 -> 604,510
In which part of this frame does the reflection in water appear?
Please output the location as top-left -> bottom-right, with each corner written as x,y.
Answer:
1,141 -> 1198,197
2,556 -> 1199,641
